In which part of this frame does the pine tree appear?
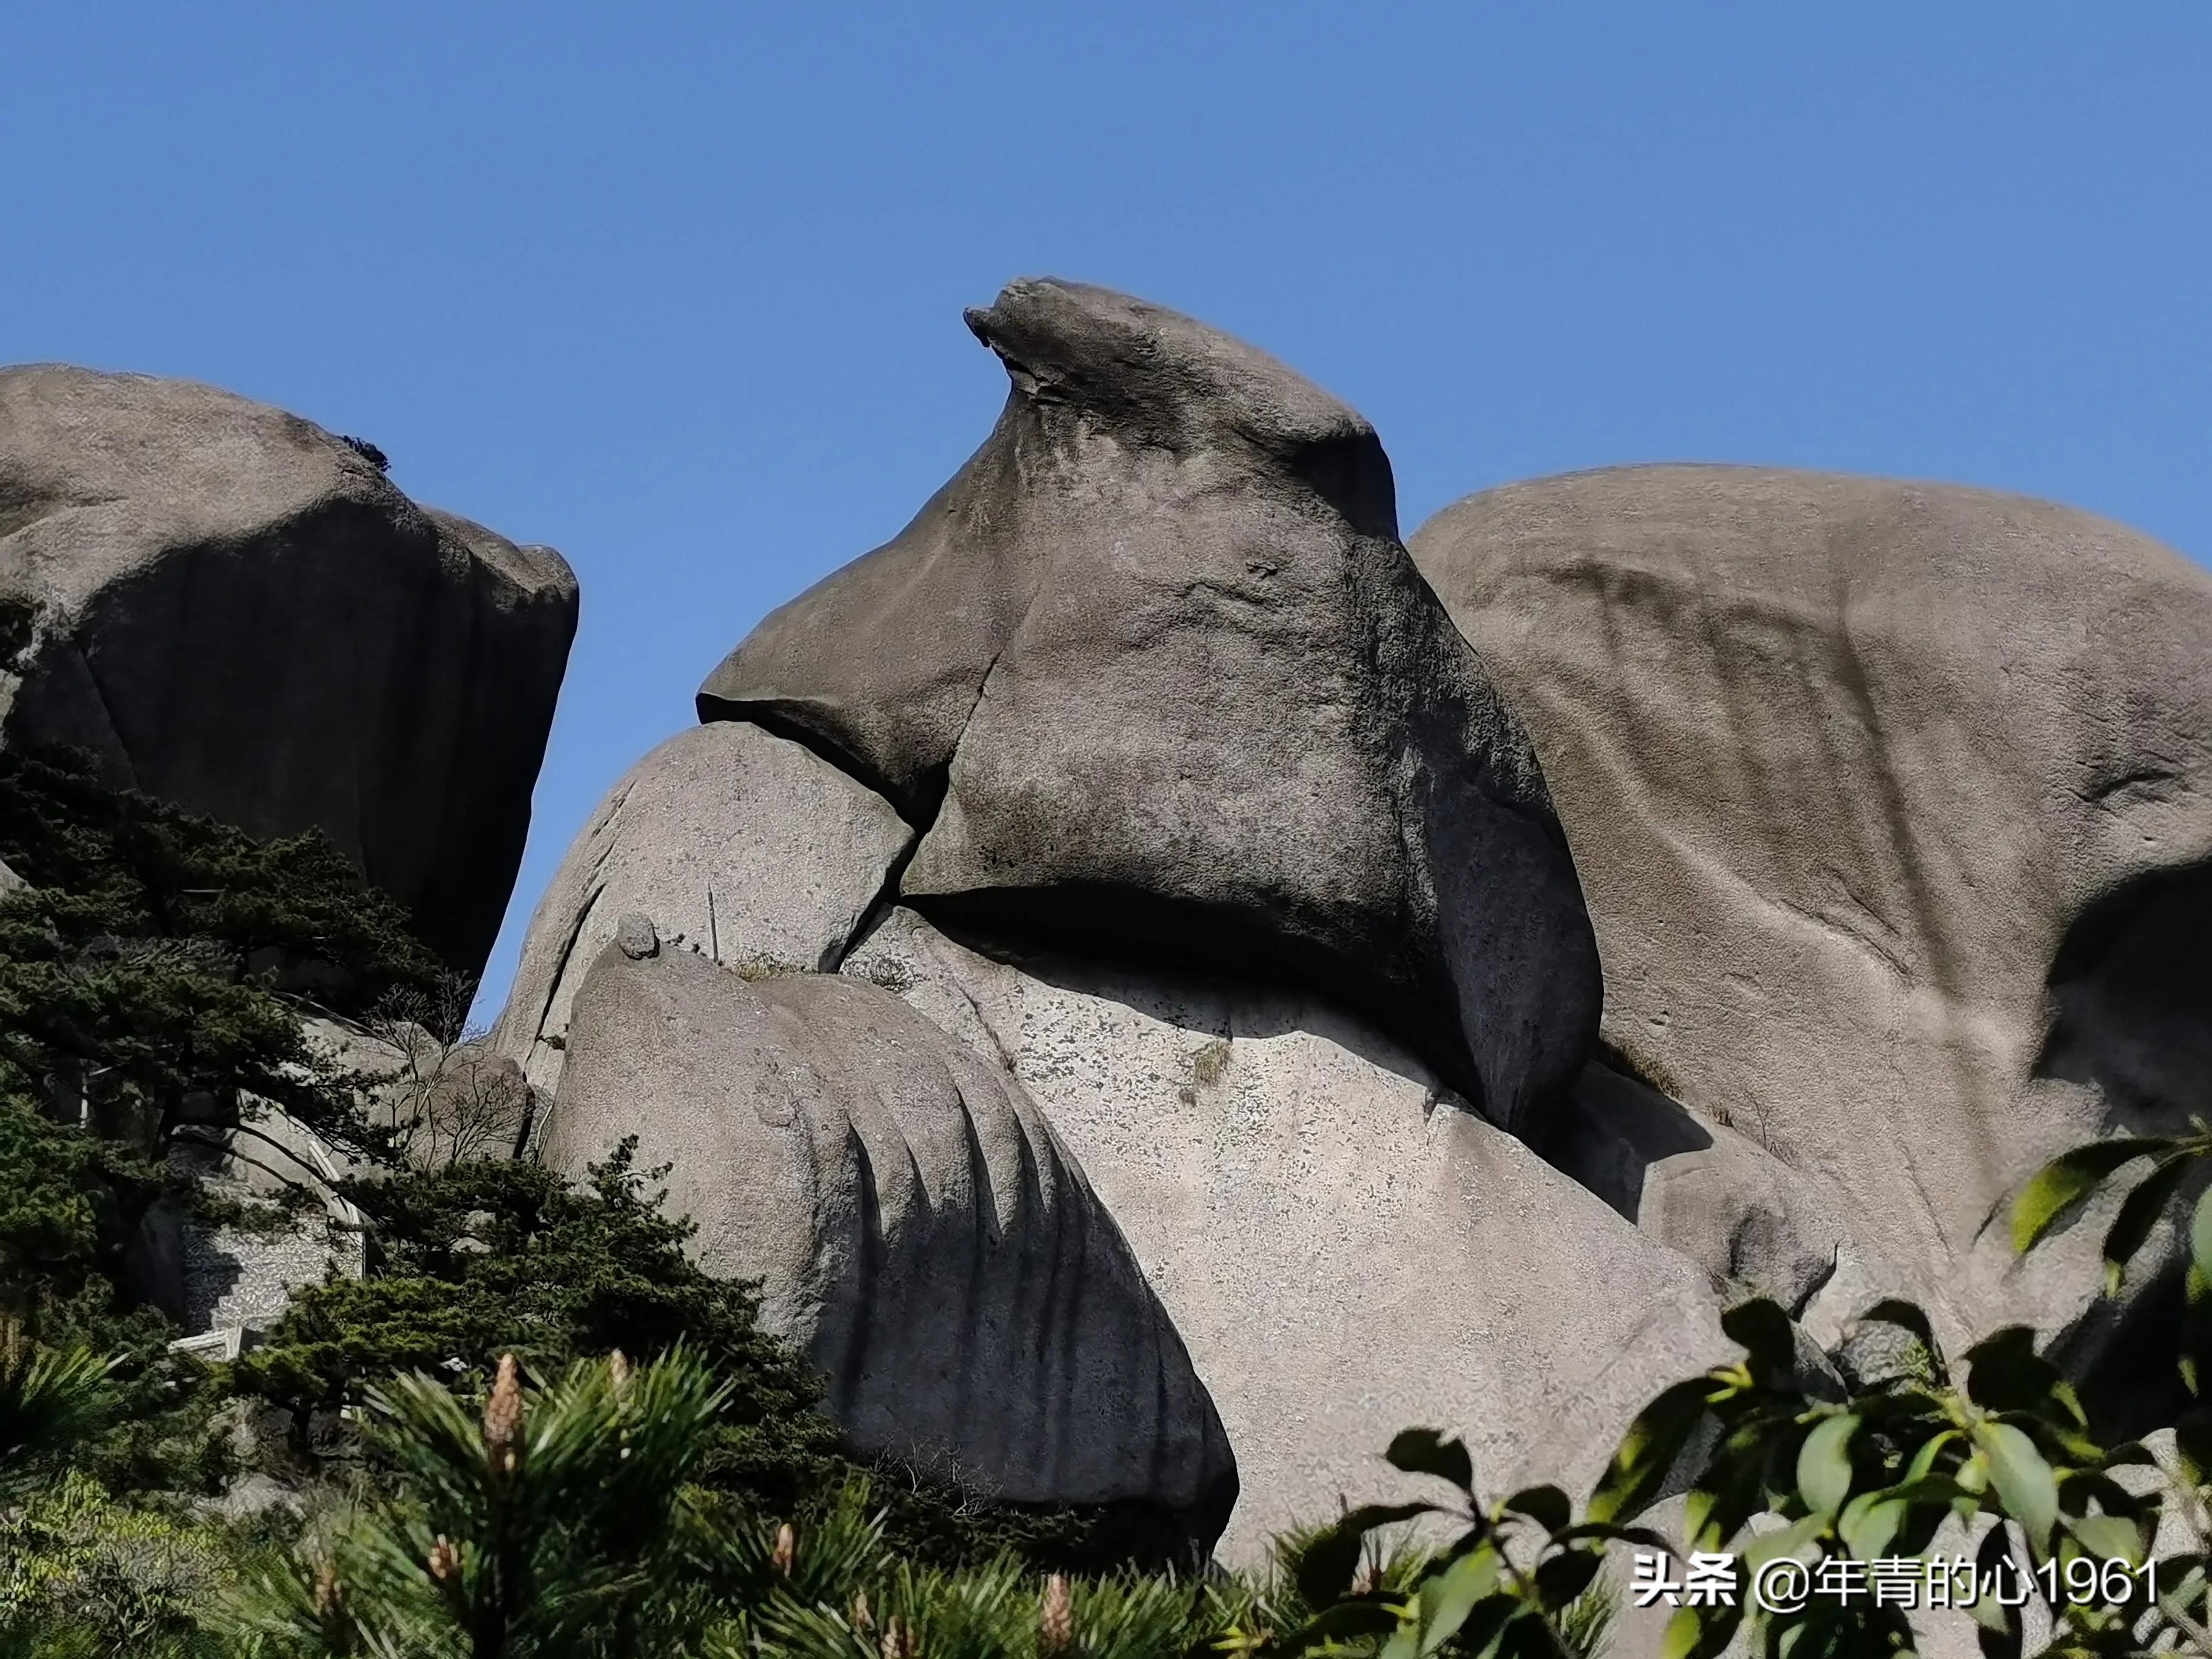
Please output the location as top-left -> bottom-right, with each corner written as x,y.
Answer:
0,747 -> 447,1180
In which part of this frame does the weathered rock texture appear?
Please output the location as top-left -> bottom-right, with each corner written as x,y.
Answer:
0,364 -> 577,972
1410,464 -> 2212,1342
699,280 -> 1600,1133
491,721 -> 913,1101
541,930 -> 1236,1544
843,908 -> 1732,1563
1552,1059 -> 1891,1347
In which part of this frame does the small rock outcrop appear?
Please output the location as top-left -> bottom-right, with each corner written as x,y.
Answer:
541,939 -> 1238,1547
699,280 -> 1600,1132
491,721 -> 914,1101
1410,464 -> 2212,1345
0,364 -> 578,973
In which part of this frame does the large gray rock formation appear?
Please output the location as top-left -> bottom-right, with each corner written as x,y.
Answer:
840,908 -> 1732,1563
491,720 -> 913,1102
1409,464 -> 2212,1347
0,364 -> 577,972
699,280 -> 1600,1133
541,928 -> 1237,1547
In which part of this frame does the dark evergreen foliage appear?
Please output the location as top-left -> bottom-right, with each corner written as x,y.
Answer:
0,747 -> 446,1173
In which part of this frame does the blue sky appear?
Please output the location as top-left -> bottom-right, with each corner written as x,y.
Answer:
7,4 -> 2210,1017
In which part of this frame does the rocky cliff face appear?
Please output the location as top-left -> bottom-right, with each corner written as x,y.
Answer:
836,908 -> 1726,1561
545,924 -> 1238,1542
55,281 -> 2199,1569
0,364 -> 577,974
1409,466 -> 2212,1390
505,279 -> 1655,1561
512,293 -> 2212,1560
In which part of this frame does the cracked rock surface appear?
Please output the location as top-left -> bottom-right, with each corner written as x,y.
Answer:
1410,463 -> 2212,1356
0,364 -> 576,973
699,278 -> 1601,1134
542,939 -> 1238,1549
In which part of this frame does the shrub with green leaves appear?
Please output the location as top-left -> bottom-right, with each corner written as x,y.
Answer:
1586,1296 -> 2165,1658
1249,1428 -> 1630,1659
0,1470 -> 241,1659
0,748 -> 446,1173
0,1322 -> 119,1501
2012,1121 -> 2212,1651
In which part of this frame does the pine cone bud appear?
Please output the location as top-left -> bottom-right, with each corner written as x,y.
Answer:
771,1521 -> 797,1577
484,1353 -> 525,1475
314,1560 -> 343,1620
1040,1572 -> 1074,1655
880,1616 -> 914,1659
427,1535 -> 459,1583
608,1350 -> 631,1393
850,1589 -> 874,1635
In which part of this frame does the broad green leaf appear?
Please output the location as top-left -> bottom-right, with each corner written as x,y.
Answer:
1976,1421 -> 2060,1553
1884,1474 -> 1968,1507
1838,1493 -> 1905,1561
2011,1139 -> 2171,1253
1905,1429 -> 1959,1484
2069,1511 -> 2142,1566
1741,1510 -> 1825,1569
1796,1412 -> 1858,1514
1590,1378 -> 1713,1524
1418,1545 -> 1501,1654
2100,1153 -> 2196,1295
1388,1427 -> 1475,1493
1660,1606 -> 1705,1659
1500,1484 -> 1572,1536
1683,1486 -> 1716,1549
1689,1463 -> 1769,1555
1661,1600 -> 1743,1659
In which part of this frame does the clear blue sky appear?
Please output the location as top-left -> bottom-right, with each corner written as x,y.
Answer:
8,5 -> 2209,1018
